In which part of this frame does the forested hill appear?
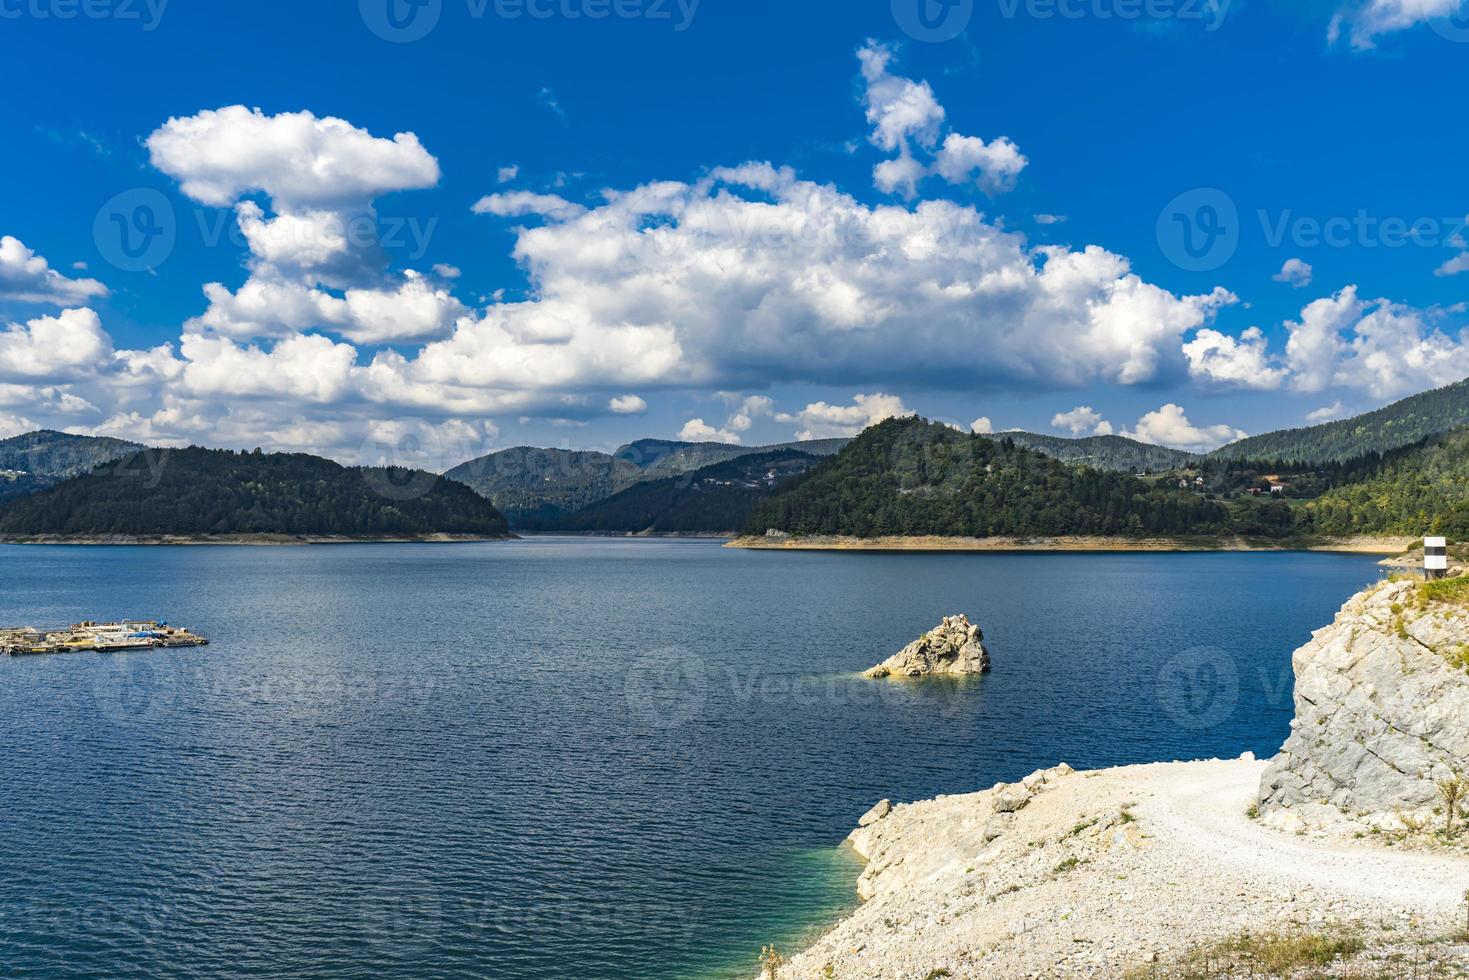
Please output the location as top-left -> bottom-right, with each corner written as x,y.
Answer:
747,418 -> 1229,538
1002,432 -> 1197,473
0,447 -> 510,538
0,430 -> 142,504
1298,430 -> 1469,537
445,447 -> 642,525
1209,377 -> 1469,464
531,450 -> 819,534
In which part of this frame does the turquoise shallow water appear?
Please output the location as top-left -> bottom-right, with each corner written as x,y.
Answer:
0,540 -> 1382,978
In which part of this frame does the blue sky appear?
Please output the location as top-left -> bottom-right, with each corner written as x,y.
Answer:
0,0 -> 1466,465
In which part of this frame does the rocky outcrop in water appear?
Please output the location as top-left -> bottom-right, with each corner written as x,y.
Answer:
864,614 -> 991,679
1258,578 -> 1469,830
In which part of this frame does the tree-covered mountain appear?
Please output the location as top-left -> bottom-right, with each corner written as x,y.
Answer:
1209,377 -> 1469,464
1002,432 -> 1198,473
617,437 -> 851,478
444,447 -> 642,525
0,430 -> 142,503
1296,430 -> 1469,537
747,418 -> 1230,538
0,447 -> 509,538
532,450 -> 819,534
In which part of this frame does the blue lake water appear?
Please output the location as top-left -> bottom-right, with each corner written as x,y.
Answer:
0,540 -> 1384,978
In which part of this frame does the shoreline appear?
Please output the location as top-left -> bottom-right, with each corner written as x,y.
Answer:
0,533 -> 519,547
772,758 -> 1469,978
725,534 -> 1413,554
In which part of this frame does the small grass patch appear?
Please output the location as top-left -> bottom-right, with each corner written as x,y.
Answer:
1420,577 -> 1469,607
921,970 -> 952,980
1053,857 -> 1085,874
1126,930 -> 1365,979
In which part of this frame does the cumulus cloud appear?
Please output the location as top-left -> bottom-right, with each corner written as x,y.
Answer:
146,107 -> 461,346
858,42 -> 1027,198
0,235 -> 107,306
497,165 -> 520,184
146,106 -> 439,209
1050,406 -> 1114,437
1183,326 -> 1290,389
0,411 -> 38,439
0,308 -> 113,381
971,417 -> 994,434
1123,404 -> 1246,452
1273,258 -> 1314,288
609,394 -> 648,414
1329,0 -> 1463,49
472,191 -> 588,222
457,164 -> 1234,398
678,417 -> 742,444
775,392 -> 912,440
1307,401 -> 1347,424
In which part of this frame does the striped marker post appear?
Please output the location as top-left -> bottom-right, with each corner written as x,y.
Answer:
1426,536 -> 1448,581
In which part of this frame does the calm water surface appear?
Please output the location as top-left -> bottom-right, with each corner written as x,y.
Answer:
0,540 -> 1383,978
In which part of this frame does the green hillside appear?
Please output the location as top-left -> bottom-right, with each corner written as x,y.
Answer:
1298,430 -> 1469,537
748,418 -> 1230,538
445,447 -> 642,525
0,447 -> 509,538
1003,432 -> 1197,473
1210,377 -> 1469,464
0,430 -> 142,503
534,450 -> 819,534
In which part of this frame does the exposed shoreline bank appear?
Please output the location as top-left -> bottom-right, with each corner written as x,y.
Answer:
0,533 -> 518,546
770,758 -> 1469,978
726,534 -> 1412,554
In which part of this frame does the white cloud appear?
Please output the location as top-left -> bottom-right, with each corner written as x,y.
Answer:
1183,326 -> 1290,389
1050,406 -> 1114,437
1307,401 -> 1347,424
472,191 -> 587,221
0,235 -> 108,306
497,165 -> 520,184
933,133 -> 1028,195
0,411 -> 37,439
1034,214 -> 1067,225
0,308 -> 113,381
858,42 -> 1027,198
458,165 -> 1233,397
724,394 -> 775,433
775,392 -> 912,440
146,106 -> 439,209
679,417 -> 742,444
609,394 -> 648,414
1329,0 -> 1462,50
971,417 -> 994,434
858,42 -> 945,153
433,263 -> 462,279
1273,258 -> 1314,288
1123,404 -> 1246,452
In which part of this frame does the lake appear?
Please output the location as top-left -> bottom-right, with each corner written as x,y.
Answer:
0,540 -> 1383,978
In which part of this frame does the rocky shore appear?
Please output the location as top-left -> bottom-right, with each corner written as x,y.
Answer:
762,576 -> 1469,978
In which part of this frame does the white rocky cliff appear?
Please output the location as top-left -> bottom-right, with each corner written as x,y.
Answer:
864,614 -> 991,679
1258,577 -> 1469,830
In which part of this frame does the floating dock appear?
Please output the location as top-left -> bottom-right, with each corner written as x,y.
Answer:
1,621 -> 209,656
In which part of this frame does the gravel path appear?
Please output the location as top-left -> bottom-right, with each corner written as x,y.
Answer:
1141,760 -> 1469,908
772,759 -> 1469,979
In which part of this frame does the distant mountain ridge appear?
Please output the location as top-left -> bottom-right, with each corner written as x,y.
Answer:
0,447 -> 509,539
529,449 -> 820,534
444,447 -> 643,525
0,431 -> 143,504
1001,432 -> 1198,472
1209,378 -> 1469,464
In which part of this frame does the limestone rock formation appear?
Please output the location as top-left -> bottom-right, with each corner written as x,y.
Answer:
864,614 -> 991,679
1258,578 -> 1469,831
